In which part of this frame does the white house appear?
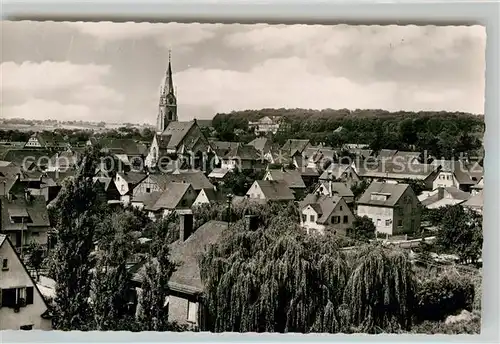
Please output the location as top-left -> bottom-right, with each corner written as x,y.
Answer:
298,194 -> 354,235
0,234 -> 53,330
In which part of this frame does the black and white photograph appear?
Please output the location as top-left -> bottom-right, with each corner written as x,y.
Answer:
0,21 -> 485,334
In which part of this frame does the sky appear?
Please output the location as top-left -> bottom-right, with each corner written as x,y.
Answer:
1,21 -> 486,124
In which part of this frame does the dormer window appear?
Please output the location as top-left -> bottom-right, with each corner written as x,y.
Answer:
370,192 -> 390,201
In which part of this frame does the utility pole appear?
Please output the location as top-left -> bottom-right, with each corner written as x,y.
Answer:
226,193 -> 233,230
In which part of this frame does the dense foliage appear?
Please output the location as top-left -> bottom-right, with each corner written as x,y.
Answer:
199,206 -> 417,334
213,109 -> 483,158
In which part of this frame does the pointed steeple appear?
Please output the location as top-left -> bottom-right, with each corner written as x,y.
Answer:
165,49 -> 174,95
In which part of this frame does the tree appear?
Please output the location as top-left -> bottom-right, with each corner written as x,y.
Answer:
350,180 -> 370,201
350,215 -> 376,241
26,242 -> 45,281
90,212 -> 137,330
50,147 -> 109,330
342,245 -> 417,333
401,178 -> 427,197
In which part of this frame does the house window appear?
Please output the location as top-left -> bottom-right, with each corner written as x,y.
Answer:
343,215 -> 348,224
20,324 -> 34,330
2,258 -> 8,270
121,185 -> 125,191
302,214 -> 306,222
377,219 -> 382,227
398,219 -> 403,227
187,301 -> 197,323
446,175 -> 450,180
385,219 -> 391,227
309,215 -> 315,222
146,187 -> 151,193
339,206 -> 343,211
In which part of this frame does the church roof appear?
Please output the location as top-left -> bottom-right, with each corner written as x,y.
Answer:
159,121 -> 196,150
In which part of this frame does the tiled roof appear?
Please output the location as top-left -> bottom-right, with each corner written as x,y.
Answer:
159,121 -> 196,150
355,160 -> 438,180
209,141 -> 239,156
254,180 -> 295,201
431,159 -> 475,185
100,138 -> 148,156
357,181 -> 410,207
299,194 -> 343,224
118,172 -> 147,185
2,149 -> 52,167
150,171 -> 213,191
248,137 -> 273,154
266,169 -> 306,189
145,182 -> 192,211
315,181 -> 354,198
281,139 -> 310,156
208,168 -> 231,179
420,187 -> 470,207
463,190 -> 483,208
319,164 -> 352,180
201,188 -> 225,202
1,193 -> 50,231
168,220 -> 228,293
223,144 -> 262,161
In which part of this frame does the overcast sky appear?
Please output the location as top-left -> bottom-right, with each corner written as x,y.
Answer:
1,21 -> 486,124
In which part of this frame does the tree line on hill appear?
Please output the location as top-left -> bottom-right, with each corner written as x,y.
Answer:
212,108 -> 484,159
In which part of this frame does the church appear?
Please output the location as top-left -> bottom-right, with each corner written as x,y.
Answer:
145,52 -> 212,171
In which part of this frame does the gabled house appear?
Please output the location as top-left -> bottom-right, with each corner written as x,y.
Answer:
132,171 -> 214,207
45,149 -> 81,173
357,181 -> 421,236
0,234 -> 53,330
131,217 -> 229,330
221,144 -> 265,171
298,194 -> 354,235
0,191 -> 51,248
280,139 -> 311,158
145,120 -> 211,170
192,188 -> 225,207
419,186 -> 470,209
470,176 -> 483,196
93,177 -> 121,204
143,183 -> 197,220
263,168 -> 306,200
246,180 -> 295,203
24,132 -> 65,150
312,181 -> 355,205
114,171 -> 148,206
248,116 -> 288,135
319,163 -> 360,188
463,190 -> 483,215
2,149 -> 52,170
430,159 -> 476,192
354,160 -> 440,190
248,137 -> 273,156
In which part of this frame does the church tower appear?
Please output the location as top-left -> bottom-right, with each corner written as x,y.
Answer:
156,51 -> 178,134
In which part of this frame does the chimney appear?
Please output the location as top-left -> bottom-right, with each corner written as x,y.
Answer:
179,210 -> 194,242
25,189 -> 31,202
437,187 -> 445,199
245,214 -> 258,231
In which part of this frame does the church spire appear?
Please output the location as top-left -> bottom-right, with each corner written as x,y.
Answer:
157,50 -> 178,134
165,49 -> 174,95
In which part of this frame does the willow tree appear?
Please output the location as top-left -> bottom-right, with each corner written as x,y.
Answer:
342,245 -> 417,333
199,209 -> 349,333
51,147 -> 109,330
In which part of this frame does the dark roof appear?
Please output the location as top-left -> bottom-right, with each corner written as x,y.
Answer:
201,188 -> 225,202
319,164 -> 352,180
1,194 -> 51,231
168,220 -> 228,293
118,171 -> 147,185
420,186 -> 470,206
145,182 -> 193,211
281,139 -> 310,156
355,160 -> 438,180
265,169 -> 306,189
253,180 -> 295,201
431,160 -> 474,185
159,121 -> 196,150
299,194 -> 343,224
150,171 -> 213,191
248,137 -> 273,154
2,149 -> 52,167
223,144 -> 262,161
209,141 -> 240,156
100,138 -> 148,156
357,181 -> 411,207
315,181 -> 354,198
